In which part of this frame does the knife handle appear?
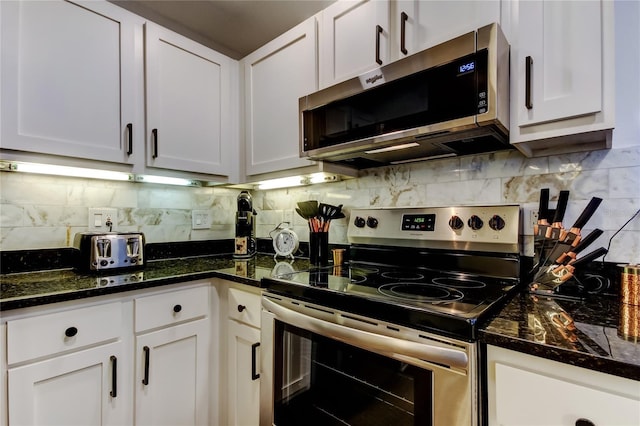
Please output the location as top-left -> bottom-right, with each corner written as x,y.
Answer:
538,188 -> 550,222
571,229 -> 603,255
552,190 -> 570,225
556,229 -> 604,265
571,247 -> 608,269
571,197 -> 603,229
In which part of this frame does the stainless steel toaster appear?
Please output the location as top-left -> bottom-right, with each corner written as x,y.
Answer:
74,232 -> 145,272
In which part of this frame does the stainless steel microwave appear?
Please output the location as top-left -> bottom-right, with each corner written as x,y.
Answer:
299,23 -> 510,169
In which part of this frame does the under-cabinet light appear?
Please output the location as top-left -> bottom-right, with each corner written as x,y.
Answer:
364,142 -> 420,155
134,175 -> 201,187
0,161 -> 133,181
256,173 -> 340,190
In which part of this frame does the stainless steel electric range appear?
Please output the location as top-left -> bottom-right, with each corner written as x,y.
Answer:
260,205 -> 522,426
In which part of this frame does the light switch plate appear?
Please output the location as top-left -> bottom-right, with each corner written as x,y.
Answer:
88,208 -> 118,231
192,210 -> 212,230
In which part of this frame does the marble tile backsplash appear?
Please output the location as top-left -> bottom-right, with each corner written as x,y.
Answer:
1,146 -> 639,264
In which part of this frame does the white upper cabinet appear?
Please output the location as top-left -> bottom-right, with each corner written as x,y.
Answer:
0,0 -> 143,164
319,0 -> 391,88
242,17 -> 318,177
145,23 -> 238,178
394,0 -> 501,60
510,0 -> 614,156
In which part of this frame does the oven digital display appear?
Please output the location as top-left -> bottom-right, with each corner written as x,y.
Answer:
402,214 -> 436,231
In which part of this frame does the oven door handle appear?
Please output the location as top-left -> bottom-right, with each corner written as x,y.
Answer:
262,298 -> 468,370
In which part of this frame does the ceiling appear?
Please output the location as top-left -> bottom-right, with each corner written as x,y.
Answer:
110,0 -> 335,59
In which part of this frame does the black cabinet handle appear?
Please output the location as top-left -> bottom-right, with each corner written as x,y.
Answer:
525,56 -> 533,109
110,356 -> 118,398
400,12 -> 408,55
375,25 -> 383,65
65,326 -> 78,337
251,342 -> 260,380
152,128 -> 158,159
575,419 -> 596,426
173,304 -> 182,313
237,304 -> 246,313
126,123 -> 133,155
142,346 -> 150,385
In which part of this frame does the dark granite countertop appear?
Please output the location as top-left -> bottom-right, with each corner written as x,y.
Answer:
2,246 -> 638,382
481,292 -> 640,381
0,253 -> 310,311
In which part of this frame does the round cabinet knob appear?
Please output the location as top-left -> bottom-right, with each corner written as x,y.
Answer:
173,304 -> 182,313
448,215 -> 464,230
366,217 -> 378,228
65,326 -> 78,337
468,215 -> 484,230
237,305 -> 246,313
575,419 -> 596,426
489,215 -> 506,231
354,217 -> 366,228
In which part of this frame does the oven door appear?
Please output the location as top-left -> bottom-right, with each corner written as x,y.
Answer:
260,295 -> 477,426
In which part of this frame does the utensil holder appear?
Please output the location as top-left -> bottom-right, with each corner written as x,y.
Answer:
309,231 -> 329,266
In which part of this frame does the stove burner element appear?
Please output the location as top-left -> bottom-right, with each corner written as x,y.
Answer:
432,277 -> 486,289
381,271 -> 424,281
378,283 -> 464,303
350,273 -> 367,284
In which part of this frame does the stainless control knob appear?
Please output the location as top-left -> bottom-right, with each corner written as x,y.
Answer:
354,217 -> 366,228
449,215 -> 464,230
366,217 -> 378,228
468,215 -> 484,230
489,215 -> 506,231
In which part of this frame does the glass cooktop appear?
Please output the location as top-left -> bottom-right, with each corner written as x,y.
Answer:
264,261 -> 521,340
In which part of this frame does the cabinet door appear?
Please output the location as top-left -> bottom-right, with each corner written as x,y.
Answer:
135,319 -> 210,426
395,0 -> 501,59
227,320 -> 261,426
0,0 -> 141,163
243,18 -> 318,176
515,0 -> 602,127
320,0 -> 391,88
487,346 -> 640,426
145,23 -> 236,177
8,341 -> 128,426
494,363 -> 640,425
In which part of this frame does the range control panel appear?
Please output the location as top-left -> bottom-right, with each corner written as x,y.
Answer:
348,205 -> 521,253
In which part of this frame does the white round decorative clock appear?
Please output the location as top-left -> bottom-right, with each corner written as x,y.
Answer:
272,227 -> 299,258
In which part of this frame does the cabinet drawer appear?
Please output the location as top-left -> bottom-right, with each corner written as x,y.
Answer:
7,302 -> 122,365
228,287 -> 261,328
135,285 -> 209,332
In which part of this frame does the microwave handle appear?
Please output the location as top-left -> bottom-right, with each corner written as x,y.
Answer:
262,297 -> 468,370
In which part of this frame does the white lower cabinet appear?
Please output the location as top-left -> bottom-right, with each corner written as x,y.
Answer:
227,320 -> 261,426
486,345 -> 640,425
225,285 -> 262,426
2,282 -> 212,426
133,284 -> 211,426
8,342 -> 127,426
135,320 -> 210,426
4,300 -> 132,426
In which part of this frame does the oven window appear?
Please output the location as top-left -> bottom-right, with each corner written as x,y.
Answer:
274,321 -> 433,426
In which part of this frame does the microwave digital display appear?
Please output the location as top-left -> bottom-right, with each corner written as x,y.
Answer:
459,61 -> 475,74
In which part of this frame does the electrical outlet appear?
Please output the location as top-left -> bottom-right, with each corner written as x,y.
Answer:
88,208 -> 118,231
192,210 -> 212,230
